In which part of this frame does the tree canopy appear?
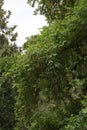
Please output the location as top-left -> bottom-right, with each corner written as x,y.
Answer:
0,0 -> 87,130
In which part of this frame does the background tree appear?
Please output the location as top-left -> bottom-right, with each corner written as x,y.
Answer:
0,0 -> 19,130
28,0 -> 76,22
0,0 -> 18,56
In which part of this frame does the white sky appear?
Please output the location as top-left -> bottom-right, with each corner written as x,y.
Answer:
4,0 -> 47,46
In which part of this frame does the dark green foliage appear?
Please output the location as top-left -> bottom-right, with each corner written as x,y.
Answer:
0,56 -> 18,130
28,0 -> 77,22
0,58 -> 15,130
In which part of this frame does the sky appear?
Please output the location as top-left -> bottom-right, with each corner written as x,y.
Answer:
4,0 -> 47,46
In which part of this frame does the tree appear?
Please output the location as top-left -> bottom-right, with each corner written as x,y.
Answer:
0,0 -> 18,56
0,0 -> 18,129
0,56 -> 17,130
28,0 -> 76,22
13,1 -> 87,129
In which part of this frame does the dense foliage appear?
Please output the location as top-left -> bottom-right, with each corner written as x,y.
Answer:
0,0 -> 87,130
12,0 -> 87,129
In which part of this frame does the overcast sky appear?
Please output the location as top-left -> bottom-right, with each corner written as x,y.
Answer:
4,0 -> 47,46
